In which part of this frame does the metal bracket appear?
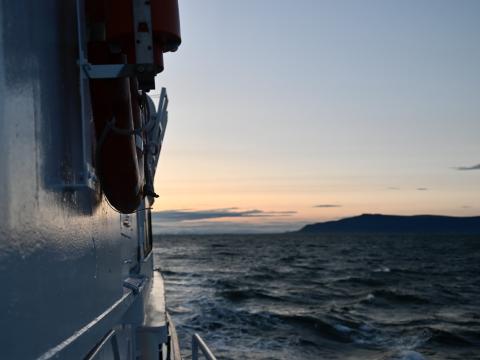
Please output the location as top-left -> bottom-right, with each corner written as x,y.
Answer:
50,0 -> 98,192
76,0 -> 157,81
58,163 -> 98,191
123,276 -> 146,295
133,0 -> 154,64
80,63 -> 159,79
82,63 -> 133,79
76,0 -> 158,88
153,88 -> 169,174
133,0 -> 156,90
143,89 -> 169,201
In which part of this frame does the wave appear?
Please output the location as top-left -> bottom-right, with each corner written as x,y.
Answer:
216,251 -> 238,256
210,243 -> 227,248
380,350 -> 426,360
219,289 -> 281,302
244,273 -> 277,281
363,289 -> 431,305
156,234 -> 480,359
161,269 -> 201,278
275,313 -> 355,343
427,328 -> 475,346
334,276 -> 386,287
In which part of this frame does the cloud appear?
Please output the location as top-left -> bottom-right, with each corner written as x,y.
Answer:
454,163 -> 480,171
153,208 -> 296,222
313,204 -> 342,208
416,187 -> 428,191
152,219 -> 306,235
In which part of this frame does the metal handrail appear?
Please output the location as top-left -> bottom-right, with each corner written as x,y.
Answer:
192,333 -> 217,360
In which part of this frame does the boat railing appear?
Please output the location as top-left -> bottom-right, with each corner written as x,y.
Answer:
192,333 -> 217,360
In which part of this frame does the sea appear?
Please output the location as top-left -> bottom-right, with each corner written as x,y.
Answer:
153,233 -> 480,360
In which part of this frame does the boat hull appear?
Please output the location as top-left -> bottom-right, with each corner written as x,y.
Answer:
0,1 -> 177,358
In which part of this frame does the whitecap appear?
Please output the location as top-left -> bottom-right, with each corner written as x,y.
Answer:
169,305 -> 192,314
334,324 -> 353,333
387,350 -> 426,360
359,323 -> 374,332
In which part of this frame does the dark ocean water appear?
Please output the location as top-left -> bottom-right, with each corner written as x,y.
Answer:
153,233 -> 480,360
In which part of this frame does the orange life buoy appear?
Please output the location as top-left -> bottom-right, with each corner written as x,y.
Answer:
88,42 -> 144,213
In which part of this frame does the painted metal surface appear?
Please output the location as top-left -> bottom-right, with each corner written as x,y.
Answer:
135,272 -> 169,360
133,0 -> 154,65
192,333 -> 217,360
142,271 -> 167,329
0,1 -> 175,358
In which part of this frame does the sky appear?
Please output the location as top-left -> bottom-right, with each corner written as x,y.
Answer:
152,0 -> 480,233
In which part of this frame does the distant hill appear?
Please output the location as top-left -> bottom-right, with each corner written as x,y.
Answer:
299,214 -> 480,234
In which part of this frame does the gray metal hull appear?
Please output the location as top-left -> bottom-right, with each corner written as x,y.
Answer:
0,1 -> 177,358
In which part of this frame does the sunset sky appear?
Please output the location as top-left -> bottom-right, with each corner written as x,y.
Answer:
152,0 -> 480,233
